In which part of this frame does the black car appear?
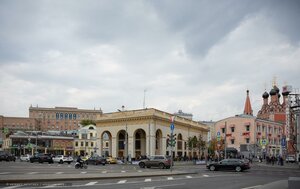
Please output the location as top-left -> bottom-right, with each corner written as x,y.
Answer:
30,153 -> 53,164
206,159 -> 250,172
86,156 -> 106,165
0,151 -> 16,162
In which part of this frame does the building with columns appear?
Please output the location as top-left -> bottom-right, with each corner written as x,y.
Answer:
95,108 -> 209,160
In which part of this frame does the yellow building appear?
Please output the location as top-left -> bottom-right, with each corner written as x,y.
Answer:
95,108 -> 209,160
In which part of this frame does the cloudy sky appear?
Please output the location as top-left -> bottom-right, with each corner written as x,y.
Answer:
0,0 -> 299,121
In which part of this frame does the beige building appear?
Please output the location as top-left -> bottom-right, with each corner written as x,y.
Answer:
29,106 -> 103,131
95,108 -> 209,160
74,125 -> 98,156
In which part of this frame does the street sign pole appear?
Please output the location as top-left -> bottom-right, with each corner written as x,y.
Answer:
170,117 -> 175,172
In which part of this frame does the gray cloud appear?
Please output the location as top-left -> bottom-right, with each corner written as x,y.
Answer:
0,0 -> 299,121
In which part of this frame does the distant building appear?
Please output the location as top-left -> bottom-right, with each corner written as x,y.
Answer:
29,106 -> 103,131
215,90 -> 284,158
174,110 -> 193,120
199,121 -> 215,142
74,125 -> 98,157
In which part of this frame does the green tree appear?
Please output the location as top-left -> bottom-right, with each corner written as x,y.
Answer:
197,134 -> 206,158
80,119 -> 96,126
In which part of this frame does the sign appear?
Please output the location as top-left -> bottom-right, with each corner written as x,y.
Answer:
217,132 -> 220,136
170,123 -> 174,131
281,138 -> 286,147
260,139 -> 268,146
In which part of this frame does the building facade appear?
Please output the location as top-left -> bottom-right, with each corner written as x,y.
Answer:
74,125 -> 98,157
29,106 -> 103,131
215,90 -> 284,158
95,108 -> 209,160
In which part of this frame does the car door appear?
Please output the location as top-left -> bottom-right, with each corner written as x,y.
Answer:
218,159 -> 229,170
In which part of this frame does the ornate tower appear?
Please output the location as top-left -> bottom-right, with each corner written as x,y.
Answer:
243,90 -> 253,115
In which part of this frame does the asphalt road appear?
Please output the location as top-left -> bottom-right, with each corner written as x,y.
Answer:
0,161 -> 299,189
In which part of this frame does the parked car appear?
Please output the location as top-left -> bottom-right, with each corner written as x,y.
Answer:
86,156 -> 106,165
207,159 -> 250,172
20,154 -> 31,162
106,157 -> 117,164
0,151 -> 16,162
53,155 -> 74,164
286,155 -> 296,163
30,153 -> 53,164
138,155 -> 171,169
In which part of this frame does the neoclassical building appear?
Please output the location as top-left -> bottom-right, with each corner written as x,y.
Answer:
95,108 -> 209,159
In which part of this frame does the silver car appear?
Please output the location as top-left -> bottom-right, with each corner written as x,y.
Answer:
138,155 -> 171,169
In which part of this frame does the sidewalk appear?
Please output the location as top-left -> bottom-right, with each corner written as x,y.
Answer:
0,170 -> 194,184
253,161 -> 300,169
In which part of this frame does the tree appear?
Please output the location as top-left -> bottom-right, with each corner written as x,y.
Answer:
80,119 -> 96,126
187,136 -> 198,158
197,134 -> 206,158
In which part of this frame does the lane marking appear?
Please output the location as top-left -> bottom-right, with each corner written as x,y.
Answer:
55,172 -> 63,174
186,176 -> 192,179
27,172 -> 38,174
138,170 -> 143,172
167,177 -> 174,180
241,185 -> 262,189
203,174 -> 209,177
0,172 -> 11,174
118,180 -> 127,184
102,171 -> 107,173
85,182 -> 98,186
80,172 -> 87,174
121,170 -> 126,173
144,178 -> 152,182
1,185 -> 22,189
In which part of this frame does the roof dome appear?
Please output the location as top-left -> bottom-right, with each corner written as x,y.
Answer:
273,85 -> 280,93
270,88 -> 277,96
262,91 -> 269,98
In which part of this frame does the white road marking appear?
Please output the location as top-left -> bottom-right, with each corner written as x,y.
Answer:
144,178 -> 152,182
140,187 -> 155,189
0,172 -> 11,174
55,172 -> 63,174
1,185 -> 21,189
203,174 -> 209,177
102,171 -> 107,173
121,170 -> 126,173
27,172 -> 38,174
167,177 -> 174,180
85,182 -> 98,186
186,175 -> 192,178
138,170 -> 143,172
241,185 -> 262,189
80,172 -> 87,174
118,180 -> 127,184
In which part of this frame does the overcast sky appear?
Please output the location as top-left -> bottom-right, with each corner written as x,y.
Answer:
0,0 -> 299,121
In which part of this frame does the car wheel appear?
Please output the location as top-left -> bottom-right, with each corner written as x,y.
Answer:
210,165 -> 216,171
235,166 -> 242,172
68,162 -> 71,164
139,162 -> 145,168
60,160 -> 63,164
159,163 -> 165,169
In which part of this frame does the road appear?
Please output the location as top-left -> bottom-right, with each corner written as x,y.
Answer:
0,161 -> 299,189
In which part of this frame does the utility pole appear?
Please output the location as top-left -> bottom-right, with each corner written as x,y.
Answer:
224,122 -> 227,159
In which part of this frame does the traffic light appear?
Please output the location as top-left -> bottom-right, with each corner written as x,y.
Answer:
167,133 -> 177,147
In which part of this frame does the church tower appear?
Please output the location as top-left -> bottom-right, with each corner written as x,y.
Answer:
243,90 -> 253,115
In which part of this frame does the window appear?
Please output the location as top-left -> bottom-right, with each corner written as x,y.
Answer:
231,127 -> 235,132
246,138 -> 250,143
90,133 -> 93,138
81,142 -> 84,147
73,114 -> 77,120
65,113 -> 68,119
86,142 -> 88,147
56,113 -> 59,120
246,125 -> 250,131
60,113 -> 63,119
82,133 -> 87,139
75,142 -> 78,147
69,113 -> 72,120
221,128 -> 225,133
231,139 -> 235,144
91,142 -> 94,147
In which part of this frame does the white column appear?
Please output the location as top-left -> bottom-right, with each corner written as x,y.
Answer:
111,137 -> 117,158
128,135 -> 134,159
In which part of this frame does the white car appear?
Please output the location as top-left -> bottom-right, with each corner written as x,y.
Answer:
52,155 -> 73,164
20,154 -> 31,162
